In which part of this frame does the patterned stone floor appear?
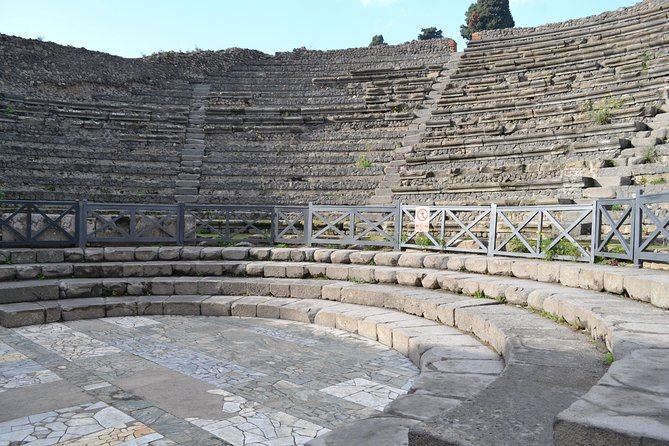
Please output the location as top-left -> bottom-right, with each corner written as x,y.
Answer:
0,316 -> 419,445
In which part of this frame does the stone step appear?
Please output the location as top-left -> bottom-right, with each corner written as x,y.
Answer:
582,186 -> 616,199
175,186 -> 198,195
175,195 -> 199,203
175,180 -> 199,188
592,175 -> 632,187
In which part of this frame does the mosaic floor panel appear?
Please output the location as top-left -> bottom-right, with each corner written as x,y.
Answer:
0,316 -> 419,445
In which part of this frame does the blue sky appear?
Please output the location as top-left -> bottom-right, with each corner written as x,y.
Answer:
1,0 -> 638,57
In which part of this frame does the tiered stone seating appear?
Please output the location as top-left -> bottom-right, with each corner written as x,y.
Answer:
197,41 -> 454,205
1,245 -> 667,445
396,1 -> 669,205
0,91 -> 190,202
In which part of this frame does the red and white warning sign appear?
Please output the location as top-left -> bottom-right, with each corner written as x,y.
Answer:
415,206 -> 430,233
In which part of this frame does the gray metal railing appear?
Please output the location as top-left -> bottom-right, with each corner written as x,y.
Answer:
1,194 -> 668,266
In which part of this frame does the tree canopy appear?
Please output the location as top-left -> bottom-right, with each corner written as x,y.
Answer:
460,0 -> 515,40
417,27 -> 443,40
369,34 -> 387,47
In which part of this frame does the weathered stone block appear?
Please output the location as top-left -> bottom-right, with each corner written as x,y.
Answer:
219,280 -> 247,296
0,302 -> 45,327
374,269 -> 397,284
579,268 -> 604,291
331,250 -> 357,264
326,265 -> 350,280
231,296 -> 271,317
349,267 -> 375,283
264,265 -> 286,278
396,271 -> 426,286
313,249 -> 334,263
15,265 -> 41,280
84,248 -> 104,262
174,278 -> 199,295
60,297 -> 106,321
559,265 -> 581,287
349,251 -> 377,265
180,247 -> 203,260
150,278 -> 175,295
306,264 -> 327,278
245,263 -> 265,277
249,247 -> 271,260
537,262 -> 561,283
201,295 -> 241,316
270,282 -> 292,297
10,250 -> 36,264
143,263 -> 172,277
511,261 -> 538,280
423,254 -> 450,270
63,248 -> 84,262
321,283 -> 344,301
200,247 -> 223,260
257,298 -> 294,318
106,296 -> 138,317
289,250 -> 306,262
270,248 -> 292,261
134,247 -> 159,261
374,252 -> 402,266
446,256 -> 467,271
35,249 -> 65,263
290,282 -> 322,299
197,279 -> 221,295
137,296 -> 166,315
103,247 -> 135,262
487,258 -> 513,276
285,265 -> 306,278
163,295 -> 204,315
602,271 -> 624,295
464,257 -> 487,274
158,247 -> 181,261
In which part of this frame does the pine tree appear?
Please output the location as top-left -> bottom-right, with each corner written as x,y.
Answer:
369,34 -> 387,47
460,0 -> 515,40
417,27 -> 443,40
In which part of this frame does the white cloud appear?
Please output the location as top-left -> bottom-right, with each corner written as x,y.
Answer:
360,0 -> 399,7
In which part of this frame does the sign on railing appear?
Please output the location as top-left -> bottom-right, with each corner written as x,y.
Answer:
400,205 -> 490,254
0,194 -> 668,267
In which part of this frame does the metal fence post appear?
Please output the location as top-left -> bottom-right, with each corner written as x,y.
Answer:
270,206 -> 276,246
77,200 -> 88,248
394,201 -> 402,251
632,191 -> 643,268
306,202 -> 313,247
176,203 -> 185,245
487,203 -> 497,256
590,200 -> 599,264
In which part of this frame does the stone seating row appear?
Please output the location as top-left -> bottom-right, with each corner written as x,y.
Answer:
1,245 -> 667,443
464,3 -> 667,54
2,246 -> 667,310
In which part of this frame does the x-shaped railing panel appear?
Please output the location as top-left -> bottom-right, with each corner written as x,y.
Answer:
594,199 -> 634,261
85,204 -> 178,243
184,205 -> 273,243
636,193 -> 669,264
310,205 -> 397,246
0,201 -> 77,247
494,205 -> 592,260
274,207 -> 308,244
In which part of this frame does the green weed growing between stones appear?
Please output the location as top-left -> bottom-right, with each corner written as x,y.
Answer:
604,351 -> 615,366
641,146 -> 658,164
356,155 -> 373,169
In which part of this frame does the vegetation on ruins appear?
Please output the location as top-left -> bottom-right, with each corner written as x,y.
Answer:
641,146 -> 658,164
460,0 -> 515,40
417,27 -> 443,40
368,34 -> 387,47
584,97 -> 624,125
4,104 -> 15,117
356,155 -> 373,168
